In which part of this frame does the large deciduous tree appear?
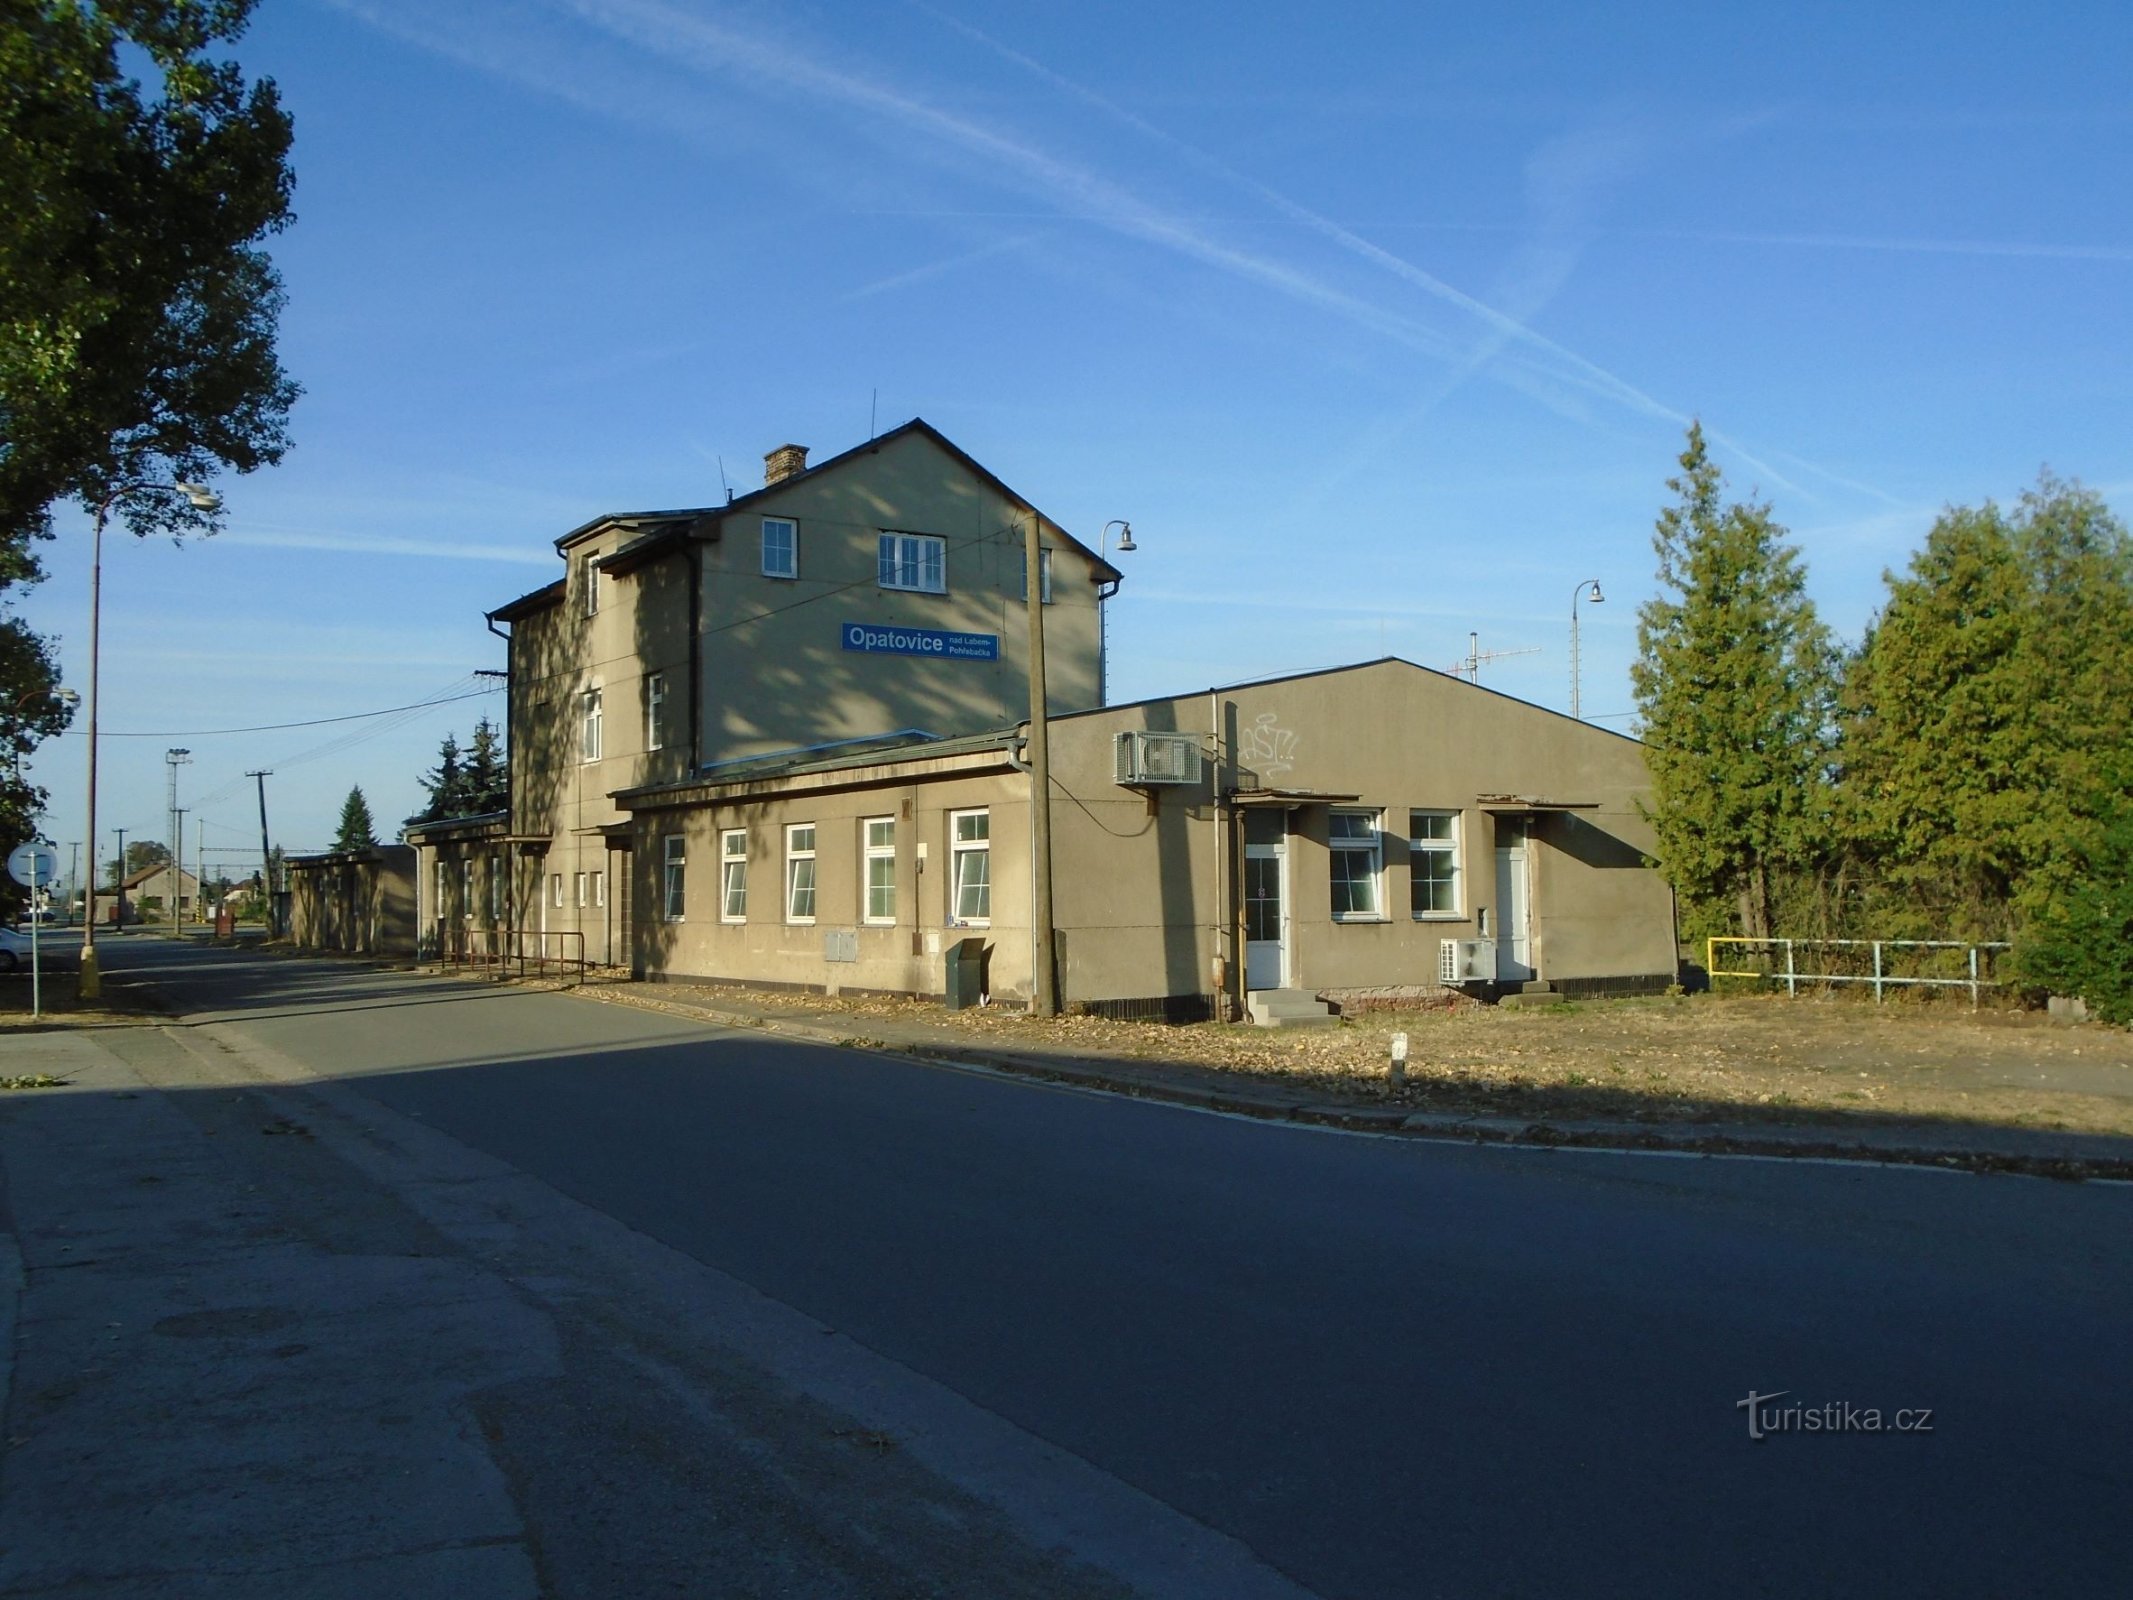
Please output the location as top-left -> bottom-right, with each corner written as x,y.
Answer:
1631,424 -> 1835,940
1,0 -> 298,551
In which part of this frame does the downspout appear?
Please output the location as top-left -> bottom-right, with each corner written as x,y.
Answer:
485,611 -> 512,962
1006,730 -> 1038,1009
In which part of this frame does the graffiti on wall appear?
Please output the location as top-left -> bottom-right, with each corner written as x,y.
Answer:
1239,712 -> 1300,781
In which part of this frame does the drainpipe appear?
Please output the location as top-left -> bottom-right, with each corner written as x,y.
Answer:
1005,730 -> 1042,1013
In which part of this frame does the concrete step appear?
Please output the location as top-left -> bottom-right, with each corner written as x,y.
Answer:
1246,989 -> 1339,1028
1497,981 -> 1564,1008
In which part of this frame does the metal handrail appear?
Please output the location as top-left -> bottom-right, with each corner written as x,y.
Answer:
1707,936 -> 2011,1006
435,923 -> 587,985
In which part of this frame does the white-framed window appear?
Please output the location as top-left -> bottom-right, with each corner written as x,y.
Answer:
489,851 -> 507,921
863,817 -> 896,924
574,871 -> 588,908
551,873 -> 564,910
1018,548 -> 1053,604
762,517 -> 797,579
1409,810 -> 1461,917
662,835 -> 686,922
950,809 -> 990,924
437,860 -> 449,918
785,823 -> 817,923
593,870 -> 605,908
1329,810 -> 1383,920
645,672 -> 666,752
460,860 -> 473,920
580,687 -> 603,762
878,531 -> 946,594
584,555 -> 600,616
720,830 -> 747,922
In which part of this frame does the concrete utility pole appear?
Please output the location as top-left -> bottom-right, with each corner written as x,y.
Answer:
248,770 -> 274,935
165,748 -> 190,933
113,828 -> 127,929
1023,509 -> 1058,1017
171,809 -> 187,933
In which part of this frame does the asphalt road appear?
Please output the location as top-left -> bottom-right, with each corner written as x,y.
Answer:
108,938 -> 2133,1598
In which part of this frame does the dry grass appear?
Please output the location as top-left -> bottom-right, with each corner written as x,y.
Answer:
677,984 -> 2133,1138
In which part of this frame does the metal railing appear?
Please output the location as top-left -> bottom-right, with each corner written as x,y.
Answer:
1707,937 -> 2011,1006
436,924 -> 587,985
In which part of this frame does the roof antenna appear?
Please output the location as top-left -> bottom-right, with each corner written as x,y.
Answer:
717,456 -> 732,504
870,388 -> 878,440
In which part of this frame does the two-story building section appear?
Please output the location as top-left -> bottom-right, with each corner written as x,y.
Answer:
409,419 -> 1117,969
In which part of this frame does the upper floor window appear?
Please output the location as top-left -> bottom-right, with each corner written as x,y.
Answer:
1018,548 -> 1053,604
1329,810 -> 1383,921
580,687 -> 603,762
645,672 -> 666,753
1409,810 -> 1461,917
879,531 -> 946,594
582,555 -> 601,617
785,824 -> 817,923
762,517 -> 798,579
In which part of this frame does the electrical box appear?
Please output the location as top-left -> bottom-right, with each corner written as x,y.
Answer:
1114,731 -> 1204,786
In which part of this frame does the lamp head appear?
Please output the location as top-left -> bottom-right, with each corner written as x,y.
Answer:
1109,519 -> 1136,553
176,481 -> 220,512
1585,581 -> 1605,604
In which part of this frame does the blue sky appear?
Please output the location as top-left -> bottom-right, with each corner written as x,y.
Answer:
16,0 -> 2132,878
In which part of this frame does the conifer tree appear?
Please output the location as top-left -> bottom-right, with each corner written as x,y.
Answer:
465,717 -> 507,814
421,732 -> 464,823
1631,424 -> 1835,939
333,787 -> 376,852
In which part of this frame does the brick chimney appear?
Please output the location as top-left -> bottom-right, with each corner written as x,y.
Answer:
763,443 -> 809,485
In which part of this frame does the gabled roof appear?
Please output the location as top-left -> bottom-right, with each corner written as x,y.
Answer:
548,418 -> 1121,582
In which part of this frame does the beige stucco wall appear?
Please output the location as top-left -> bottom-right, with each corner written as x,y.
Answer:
630,755 -> 1039,1001
288,846 -> 418,957
697,429 -> 1102,768
622,661 -> 1674,1005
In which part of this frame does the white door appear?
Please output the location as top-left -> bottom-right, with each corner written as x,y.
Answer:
1494,843 -> 1533,982
1244,843 -> 1287,990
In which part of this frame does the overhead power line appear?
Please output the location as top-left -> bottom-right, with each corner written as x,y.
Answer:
68,684 -> 503,739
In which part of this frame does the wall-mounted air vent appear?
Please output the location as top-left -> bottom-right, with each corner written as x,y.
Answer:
1114,731 -> 1204,786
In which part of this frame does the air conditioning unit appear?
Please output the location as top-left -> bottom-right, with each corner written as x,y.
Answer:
1114,731 -> 1204,786
1440,937 -> 1497,985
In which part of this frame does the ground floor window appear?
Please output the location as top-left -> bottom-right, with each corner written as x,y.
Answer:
551,873 -> 564,910
721,830 -> 747,920
593,870 -> 605,908
864,817 -> 896,923
662,836 -> 685,921
1409,810 -> 1461,916
951,809 -> 990,924
786,824 -> 817,923
1329,810 -> 1383,920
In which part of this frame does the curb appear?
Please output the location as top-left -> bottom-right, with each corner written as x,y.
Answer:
567,985 -> 2133,1183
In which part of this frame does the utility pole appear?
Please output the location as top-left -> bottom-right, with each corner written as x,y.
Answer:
172,808 -> 187,934
247,770 -> 275,935
66,841 -> 79,923
113,827 -> 127,929
1023,509 -> 1058,1017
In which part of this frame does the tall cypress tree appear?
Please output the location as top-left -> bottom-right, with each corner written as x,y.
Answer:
1631,424 -> 1835,939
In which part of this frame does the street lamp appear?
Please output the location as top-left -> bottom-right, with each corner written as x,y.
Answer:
1570,579 -> 1604,722
78,479 -> 218,999
1098,520 -> 1135,707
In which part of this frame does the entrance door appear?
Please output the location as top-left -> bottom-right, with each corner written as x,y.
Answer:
1244,843 -> 1287,990
1494,834 -> 1533,982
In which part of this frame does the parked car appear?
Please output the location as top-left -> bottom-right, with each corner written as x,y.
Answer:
0,925 -> 30,972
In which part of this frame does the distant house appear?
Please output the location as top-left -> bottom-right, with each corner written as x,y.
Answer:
117,861 -> 200,922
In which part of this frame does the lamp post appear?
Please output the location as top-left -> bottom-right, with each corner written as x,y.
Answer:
1570,579 -> 1604,722
1098,520 -> 1136,707
78,480 -> 218,999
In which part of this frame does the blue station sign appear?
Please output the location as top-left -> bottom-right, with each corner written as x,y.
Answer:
840,621 -> 999,661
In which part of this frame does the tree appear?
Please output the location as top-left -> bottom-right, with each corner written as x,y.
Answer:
465,717 -> 507,814
1631,424 -> 1835,939
419,731 -> 465,822
0,625 -> 70,869
1,0 -> 298,553
2013,780 -> 2133,1024
119,839 -> 171,881
334,787 -> 376,853
1836,475 -> 2133,939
